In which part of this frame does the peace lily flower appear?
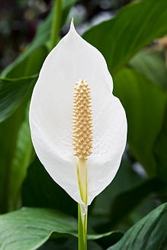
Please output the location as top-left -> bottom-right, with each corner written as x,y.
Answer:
29,21 -> 127,237
29,21 -> 127,205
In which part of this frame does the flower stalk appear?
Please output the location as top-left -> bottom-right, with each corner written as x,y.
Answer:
78,203 -> 88,250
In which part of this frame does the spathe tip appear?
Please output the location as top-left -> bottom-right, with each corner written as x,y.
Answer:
70,17 -> 75,31
71,17 -> 74,26
70,17 -> 76,32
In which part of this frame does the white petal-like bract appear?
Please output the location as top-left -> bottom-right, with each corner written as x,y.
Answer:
29,22 -> 127,205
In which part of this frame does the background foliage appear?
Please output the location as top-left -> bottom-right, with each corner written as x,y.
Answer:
0,0 -> 167,249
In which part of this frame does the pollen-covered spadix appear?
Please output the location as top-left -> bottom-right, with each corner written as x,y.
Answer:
29,21 -> 127,205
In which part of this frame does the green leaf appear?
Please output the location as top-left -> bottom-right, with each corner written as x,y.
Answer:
0,208 -> 77,250
0,0 -> 77,121
1,0 -> 76,78
2,45 -> 48,78
0,207 -> 120,249
0,75 -> 36,122
0,0 -> 77,214
107,203 -> 167,250
83,0 -> 167,74
0,101 -> 31,213
90,157 -> 145,234
109,178 -> 164,228
0,77 -> 34,210
61,0 -> 77,24
8,116 -> 33,211
129,50 -> 167,90
92,157 -> 143,217
113,67 -> 167,176
130,50 -> 167,184
91,158 -> 164,234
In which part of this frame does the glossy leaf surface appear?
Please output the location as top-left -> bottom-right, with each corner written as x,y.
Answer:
108,203 -> 167,250
0,208 -> 120,250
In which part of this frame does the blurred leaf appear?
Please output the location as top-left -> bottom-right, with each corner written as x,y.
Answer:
109,177 -> 164,227
107,203 -> 167,250
0,207 -> 121,250
133,48 -> 167,184
154,104 -> 167,182
0,100 -> 31,213
114,67 -> 167,176
92,157 -> 143,217
0,74 -> 34,212
0,0 -> 77,214
8,116 -> 33,211
95,231 -> 123,250
0,75 -> 36,122
91,159 -> 164,237
22,157 -> 77,218
90,157 -> 145,234
83,0 -> 167,74
0,0 -> 77,119
129,49 -> 167,90
2,45 -> 48,78
0,74 -> 35,212
61,0 -> 77,24
1,0 -> 76,78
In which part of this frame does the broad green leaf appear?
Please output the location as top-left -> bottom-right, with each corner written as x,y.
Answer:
0,207 -> 120,250
114,67 -> 167,176
0,75 -> 34,212
83,0 -> 167,74
0,75 -> 36,122
0,105 -> 28,213
0,208 -> 77,250
129,50 -> 167,184
107,202 -> 167,250
0,76 -> 34,210
129,49 -> 167,90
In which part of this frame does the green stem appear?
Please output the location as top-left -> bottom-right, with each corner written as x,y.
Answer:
78,203 -> 88,250
77,159 -> 88,249
50,0 -> 62,51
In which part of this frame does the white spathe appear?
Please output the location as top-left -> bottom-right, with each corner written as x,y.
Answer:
29,22 -> 127,205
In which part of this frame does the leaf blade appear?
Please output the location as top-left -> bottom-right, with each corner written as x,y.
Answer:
107,203 -> 167,250
83,0 -> 167,74
0,208 -> 120,249
114,67 -> 167,176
